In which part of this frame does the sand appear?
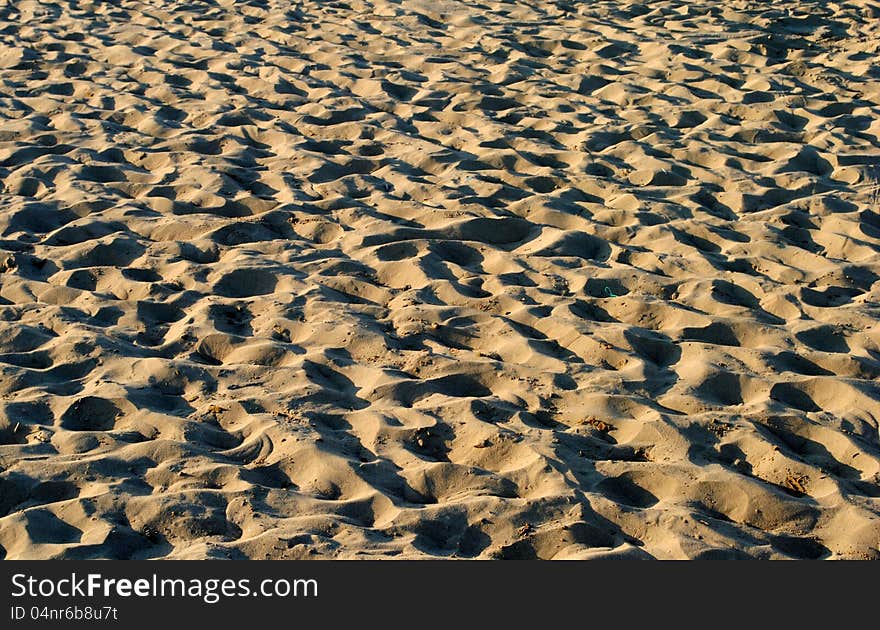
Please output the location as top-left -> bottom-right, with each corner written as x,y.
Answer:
0,0 -> 879,560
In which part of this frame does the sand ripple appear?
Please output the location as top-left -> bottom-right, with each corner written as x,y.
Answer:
0,0 -> 879,559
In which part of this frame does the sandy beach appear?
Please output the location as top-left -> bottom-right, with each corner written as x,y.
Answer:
0,0 -> 878,559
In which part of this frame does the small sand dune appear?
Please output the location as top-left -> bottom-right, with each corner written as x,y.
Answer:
1,0 -> 879,559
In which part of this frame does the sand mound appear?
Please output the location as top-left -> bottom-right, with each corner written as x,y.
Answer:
0,0 -> 878,559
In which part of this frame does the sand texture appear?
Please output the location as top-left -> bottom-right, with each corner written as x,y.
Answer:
1,0 -> 879,559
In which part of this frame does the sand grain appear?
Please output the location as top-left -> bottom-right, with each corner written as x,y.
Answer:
0,0 -> 879,559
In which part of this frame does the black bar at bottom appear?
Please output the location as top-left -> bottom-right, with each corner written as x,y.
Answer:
0,560 -> 872,627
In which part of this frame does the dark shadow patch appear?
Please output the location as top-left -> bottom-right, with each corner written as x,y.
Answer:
211,222 -> 285,246
457,217 -> 533,245
696,371 -> 743,406
411,511 -> 468,555
711,280 -> 760,309
209,303 -> 253,336
24,509 -> 82,544
214,268 -> 277,298
534,231 -> 610,262
769,383 -> 821,412
584,278 -> 628,298
770,351 -> 834,376
457,524 -> 491,558
681,322 -> 740,346
430,241 -> 483,267
524,175 -> 557,194
79,165 -> 126,183
375,241 -> 418,261
801,286 -> 862,308
65,269 -> 97,291
771,534 -> 829,559
59,396 -> 121,431
470,399 -> 516,424
239,464 -> 294,489
137,301 -> 184,324
625,329 -> 680,366
5,400 -> 54,424
478,96 -> 521,111
796,326 -> 849,353
596,474 -> 659,508
122,268 -> 162,283
568,300 -> 617,323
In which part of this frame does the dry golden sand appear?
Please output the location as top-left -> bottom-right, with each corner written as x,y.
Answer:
1,0 -> 879,559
